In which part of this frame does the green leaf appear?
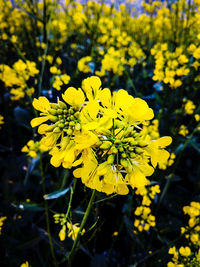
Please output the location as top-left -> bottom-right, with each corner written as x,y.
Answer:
12,202 -> 44,211
44,187 -> 70,200
14,106 -> 32,129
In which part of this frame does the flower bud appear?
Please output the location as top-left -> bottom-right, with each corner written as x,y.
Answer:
49,109 -> 57,115
51,103 -> 59,109
75,123 -> 81,131
112,147 -> 118,154
58,100 -> 67,109
120,158 -> 128,168
53,127 -> 61,133
67,128 -> 73,135
100,142 -> 112,150
49,115 -> 58,122
107,154 -> 115,164
57,109 -> 63,115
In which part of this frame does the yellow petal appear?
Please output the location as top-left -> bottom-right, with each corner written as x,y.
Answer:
86,100 -> 100,120
32,97 -> 50,112
81,76 -> 101,100
99,88 -> 111,107
156,136 -> 172,148
30,116 -> 50,127
62,87 -> 85,106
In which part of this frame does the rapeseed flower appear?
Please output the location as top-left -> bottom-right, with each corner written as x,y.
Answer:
31,76 -> 172,195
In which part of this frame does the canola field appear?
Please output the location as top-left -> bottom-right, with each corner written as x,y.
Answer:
1,0 -> 200,266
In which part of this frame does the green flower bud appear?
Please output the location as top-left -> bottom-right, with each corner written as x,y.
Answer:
128,146 -> 134,151
107,154 -> 115,164
119,147 -> 124,152
130,140 -> 138,146
51,103 -> 59,109
45,124 -> 56,132
74,112 -> 80,118
135,147 -> 144,154
49,109 -> 57,115
49,115 -> 58,122
121,152 -> 127,158
58,123 -> 65,128
100,142 -> 112,150
67,128 -> 73,135
112,147 -> 118,154
75,123 -> 81,131
130,152 -> 136,158
57,109 -> 63,115
120,158 -> 128,168
53,127 -> 61,133
138,141 -> 147,147
58,100 -> 67,109
114,139 -> 120,145
69,121 -> 75,126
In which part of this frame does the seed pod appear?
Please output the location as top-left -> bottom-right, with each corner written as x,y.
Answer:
107,154 -> 115,164
120,158 -> 128,168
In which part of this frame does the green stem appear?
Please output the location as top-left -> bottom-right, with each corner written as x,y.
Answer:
65,179 -> 77,220
39,154 -> 58,266
67,189 -> 96,267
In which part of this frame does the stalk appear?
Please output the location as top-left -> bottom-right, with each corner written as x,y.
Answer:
67,189 -> 96,267
39,154 -> 58,266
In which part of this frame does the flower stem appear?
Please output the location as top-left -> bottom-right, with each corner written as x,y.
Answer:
39,154 -> 58,266
67,189 -> 96,267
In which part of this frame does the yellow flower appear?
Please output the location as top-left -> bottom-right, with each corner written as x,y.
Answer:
67,222 -> 85,241
59,226 -> 66,241
179,246 -> 191,257
184,100 -> 196,115
31,76 -> 172,195
179,125 -> 189,136
20,262 -> 29,267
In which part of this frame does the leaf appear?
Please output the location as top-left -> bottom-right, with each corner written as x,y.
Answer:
44,187 -> 70,200
14,106 -> 31,129
12,202 -> 44,211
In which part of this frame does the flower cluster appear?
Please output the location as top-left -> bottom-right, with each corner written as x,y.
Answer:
0,59 -> 39,100
31,76 -> 172,195
168,202 -> 200,267
0,115 -> 4,129
21,140 -> 48,158
54,214 -> 85,241
0,216 -> 7,235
